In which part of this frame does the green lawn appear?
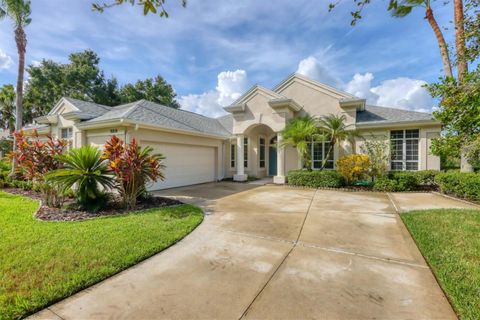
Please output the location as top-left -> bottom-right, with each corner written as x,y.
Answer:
401,209 -> 480,320
0,191 -> 203,320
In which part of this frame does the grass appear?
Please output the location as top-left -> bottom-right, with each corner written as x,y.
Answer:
0,191 -> 203,320
401,208 -> 480,320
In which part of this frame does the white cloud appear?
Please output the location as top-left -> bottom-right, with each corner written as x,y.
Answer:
345,73 -> 433,112
296,56 -> 340,87
179,69 -> 249,117
0,50 -> 13,70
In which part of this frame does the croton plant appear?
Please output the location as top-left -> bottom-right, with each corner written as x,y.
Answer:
103,135 -> 165,209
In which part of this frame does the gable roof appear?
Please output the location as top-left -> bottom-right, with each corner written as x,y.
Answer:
356,105 -> 437,126
48,97 -> 111,118
273,73 -> 358,100
229,85 -> 285,106
81,100 -> 231,137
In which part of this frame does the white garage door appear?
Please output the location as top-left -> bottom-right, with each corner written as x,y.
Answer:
145,142 -> 216,190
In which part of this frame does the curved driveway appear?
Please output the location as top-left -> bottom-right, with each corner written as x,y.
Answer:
33,183 -> 476,319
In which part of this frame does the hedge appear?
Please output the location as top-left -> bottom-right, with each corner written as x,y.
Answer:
372,170 -> 440,192
287,169 -> 345,188
435,172 -> 480,202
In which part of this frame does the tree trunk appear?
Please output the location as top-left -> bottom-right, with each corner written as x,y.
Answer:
454,0 -> 468,81
11,26 -> 27,175
321,142 -> 334,170
425,6 -> 454,78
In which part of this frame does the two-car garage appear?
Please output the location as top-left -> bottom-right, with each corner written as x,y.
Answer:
145,142 -> 217,190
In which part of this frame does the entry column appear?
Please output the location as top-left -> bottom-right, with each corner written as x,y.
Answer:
274,133 -> 286,184
234,134 -> 248,181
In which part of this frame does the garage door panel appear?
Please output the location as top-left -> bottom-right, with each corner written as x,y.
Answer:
145,142 -> 216,190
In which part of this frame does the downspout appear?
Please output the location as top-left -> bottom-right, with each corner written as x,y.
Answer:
219,141 -> 226,181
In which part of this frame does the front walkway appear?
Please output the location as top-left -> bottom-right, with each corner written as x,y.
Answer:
32,183 -> 474,319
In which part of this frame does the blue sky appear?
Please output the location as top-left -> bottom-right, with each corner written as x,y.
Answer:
0,0 -> 455,117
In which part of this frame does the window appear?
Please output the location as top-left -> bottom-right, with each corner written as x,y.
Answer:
61,127 -> 73,139
390,129 -> 419,170
244,137 -> 248,168
230,144 -> 236,168
311,141 -> 334,169
259,137 -> 266,168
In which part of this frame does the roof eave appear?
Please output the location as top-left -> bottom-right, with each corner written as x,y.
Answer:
268,98 -> 302,112
224,103 -> 246,113
340,99 -> 366,111
355,119 -> 441,129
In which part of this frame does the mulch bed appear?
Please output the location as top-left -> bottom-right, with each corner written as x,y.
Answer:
2,188 -> 182,222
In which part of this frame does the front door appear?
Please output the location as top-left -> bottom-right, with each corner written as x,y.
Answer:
269,136 -> 277,176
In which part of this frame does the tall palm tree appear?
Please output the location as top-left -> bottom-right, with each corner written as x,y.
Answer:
453,0 -> 467,81
317,114 -> 357,170
0,0 -> 31,173
0,84 -> 15,134
388,0 -> 453,78
280,116 -> 319,169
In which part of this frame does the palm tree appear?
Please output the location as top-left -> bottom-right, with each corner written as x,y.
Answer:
0,84 -> 16,134
46,146 -> 115,212
453,0 -> 467,81
388,0 -> 453,78
0,0 -> 31,173
317,114 -> 357,170
280,116 -> 319,169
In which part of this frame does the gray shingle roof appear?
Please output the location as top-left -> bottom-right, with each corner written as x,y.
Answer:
63,97 -> 112,117
84,100 -> 231,137
216,114 -> 233,133
356,105 -> 435,125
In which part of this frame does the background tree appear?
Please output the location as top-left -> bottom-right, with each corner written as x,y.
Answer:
92,0 -> 186,17
118,75 -> 180,108
0,84 -> 16,134
24,50 -> 180,119
0,0 -> 31,174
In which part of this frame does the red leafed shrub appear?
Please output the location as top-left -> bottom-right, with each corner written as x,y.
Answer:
103,135 -> 165,209
10,130 -> 68,181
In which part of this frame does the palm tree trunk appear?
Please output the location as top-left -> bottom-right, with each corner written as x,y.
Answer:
321,142 -> 334,170
454,0 -> 468,81
425,6 -> 454,78
11,26 -> 26,175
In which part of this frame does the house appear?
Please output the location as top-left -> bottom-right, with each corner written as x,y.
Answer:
26,73 -> 441,190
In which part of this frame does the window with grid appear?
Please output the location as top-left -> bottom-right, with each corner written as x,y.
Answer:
259,137 -> 266,168
390,129 -> 419,170
61,127 -> 73,139
230,144 -> 236,168
244,137 -> 248,168
311,141 -> 334,169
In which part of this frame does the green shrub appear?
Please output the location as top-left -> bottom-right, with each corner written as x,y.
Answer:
287,170 -> 345,188
435,172 -> 480,201
413,170 -> 440,186
372,177 -> 398,191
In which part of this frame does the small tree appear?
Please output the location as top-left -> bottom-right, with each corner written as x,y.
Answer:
360,135 -> 390,180
336,154 -> 371,184
103,136 -> 165,209
280,116 -> 319,170
317,114 -> 357,170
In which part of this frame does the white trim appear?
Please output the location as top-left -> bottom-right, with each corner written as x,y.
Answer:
228,85 -> 284,106
356,120 -> 440,129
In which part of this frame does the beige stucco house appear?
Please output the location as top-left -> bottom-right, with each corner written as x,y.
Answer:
26,73 -> 441,190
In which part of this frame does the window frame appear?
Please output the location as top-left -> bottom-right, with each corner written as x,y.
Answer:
61,127 -> 73,139
243,137 -> 249,168
230,143 -> 236,169
390,129 -> 419,171
259,136 -> 266,169
311,141 -> 334,170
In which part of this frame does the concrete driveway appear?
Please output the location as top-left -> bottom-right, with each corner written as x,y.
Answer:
32,183 -> 475,320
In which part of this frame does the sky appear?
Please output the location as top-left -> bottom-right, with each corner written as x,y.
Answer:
0,0 -> 456,118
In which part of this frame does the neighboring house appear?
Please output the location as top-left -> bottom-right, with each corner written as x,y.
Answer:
25,73 -> 441,190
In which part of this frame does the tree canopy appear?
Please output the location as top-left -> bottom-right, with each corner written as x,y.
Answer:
22,49 -> 180,122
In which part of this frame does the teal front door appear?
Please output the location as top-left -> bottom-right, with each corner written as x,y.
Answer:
269,146 -> 277,176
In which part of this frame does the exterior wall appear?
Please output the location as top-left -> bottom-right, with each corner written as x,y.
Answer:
355,125 -> 442,171
275,79 -> 356,126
